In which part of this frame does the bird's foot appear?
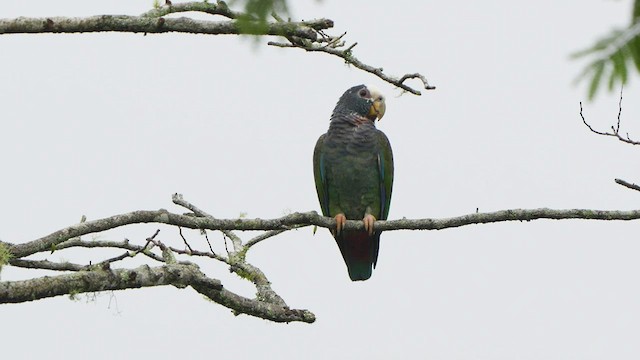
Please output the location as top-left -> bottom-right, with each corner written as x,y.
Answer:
334,213 -> 347,235
363,214 -> 376,236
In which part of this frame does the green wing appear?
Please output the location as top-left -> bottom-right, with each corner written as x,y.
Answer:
376,131 -> 394,220
313,134 -> 330,216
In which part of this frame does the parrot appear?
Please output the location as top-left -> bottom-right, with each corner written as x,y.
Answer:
313,84 -> 394,281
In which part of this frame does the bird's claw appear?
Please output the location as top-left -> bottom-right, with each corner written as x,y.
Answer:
363,214 -> 376,236
334,213 -> 347,235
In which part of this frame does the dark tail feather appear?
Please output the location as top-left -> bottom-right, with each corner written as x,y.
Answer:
335,231 -> 381,281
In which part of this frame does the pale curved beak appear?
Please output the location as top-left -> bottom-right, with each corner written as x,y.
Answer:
369,98 -> 386,121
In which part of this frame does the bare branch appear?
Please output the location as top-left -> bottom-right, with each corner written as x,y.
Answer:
373,208 -> 640,230
268,39 -> 435,95
175,215 -> 289,306
615,178 -> 640,192
178,227 -> 194,254
244,223 -> 306,249
4,192 -> 640,323
9,207 -> 640,260
579,87 -> 640,145
204,231 -> 216,255
245,229 -> 288,248
57,238 -> 165,263
615,86 -> 623,133
95,251 -> 133,267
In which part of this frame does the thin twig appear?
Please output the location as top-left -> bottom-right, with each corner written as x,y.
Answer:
615,86 -> 623,133
579,102 -> 611,136
58,237 -> 165,263
172,193 -> 243,252
223,233 -> 231,256
245,224 -> 307,249
268,40 -> 435,95
167,245 -> 229,263
94,252 -> 132,269
245,230 -> 287,248
178,227 -> 194,253
203,230 -> 215,254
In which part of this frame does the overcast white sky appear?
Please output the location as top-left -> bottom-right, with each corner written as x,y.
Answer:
2,1 -> 640,359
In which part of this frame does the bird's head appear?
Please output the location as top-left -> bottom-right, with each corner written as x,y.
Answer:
332,84 -> 386,122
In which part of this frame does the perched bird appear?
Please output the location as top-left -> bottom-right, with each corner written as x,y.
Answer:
313,84 -> 394,281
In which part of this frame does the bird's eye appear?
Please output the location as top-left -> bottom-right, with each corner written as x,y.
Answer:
359,89 -> 368,97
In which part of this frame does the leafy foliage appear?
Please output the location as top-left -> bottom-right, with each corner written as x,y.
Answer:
234,0 -> 289,34
573,0 -> 640,100
242,0 -> 288,21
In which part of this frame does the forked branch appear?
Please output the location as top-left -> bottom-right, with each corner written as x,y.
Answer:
579,87 -> 640,193
579,87 -> 639,146
2,193 -> 640,323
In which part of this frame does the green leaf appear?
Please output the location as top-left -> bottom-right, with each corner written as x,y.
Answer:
233,0 -> 289,35
244,0 -> 287,22
609,50 -> 627,90
629,36 -> 640,72
573,23 -> 640,100
588,60 -> 605,100
571,29 -> 624,59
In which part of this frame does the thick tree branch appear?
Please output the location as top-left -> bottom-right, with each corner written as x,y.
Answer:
192,282 -> 314,323
0,264 -> 219,302
0,15 -> 328,39
0,262 -> 314,323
